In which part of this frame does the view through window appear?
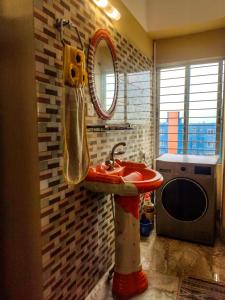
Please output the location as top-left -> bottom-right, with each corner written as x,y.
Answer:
109,71 -> 151,124
157,61 -> 224,156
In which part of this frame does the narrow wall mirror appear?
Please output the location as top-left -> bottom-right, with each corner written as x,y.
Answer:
88,29 -> 119,120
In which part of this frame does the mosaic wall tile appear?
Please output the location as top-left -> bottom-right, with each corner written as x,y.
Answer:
33,0 -> 153,299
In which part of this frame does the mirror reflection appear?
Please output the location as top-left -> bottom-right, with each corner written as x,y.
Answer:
94,39 -> 115,112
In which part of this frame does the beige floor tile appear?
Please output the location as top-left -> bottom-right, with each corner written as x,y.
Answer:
146,270 -> 179,293
86,231 -> 225,300
131,288 -> 177,300
212,255 -> 225,282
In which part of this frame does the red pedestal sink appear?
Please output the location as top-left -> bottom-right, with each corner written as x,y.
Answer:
84,160 -> 163,299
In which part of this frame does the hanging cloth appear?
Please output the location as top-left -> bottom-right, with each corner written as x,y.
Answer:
63,44 -> 90,184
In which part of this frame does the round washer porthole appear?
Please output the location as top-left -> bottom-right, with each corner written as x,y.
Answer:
161,178 -> 208,222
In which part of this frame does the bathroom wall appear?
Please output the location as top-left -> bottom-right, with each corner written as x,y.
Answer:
147,0 -> 225,39
110,0 -> 153,58
156,27 -> 225,65
155,27 -> 225,241
33,0 -> 153,299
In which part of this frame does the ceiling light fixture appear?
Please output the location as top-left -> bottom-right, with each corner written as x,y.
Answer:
93,0 -> 108,8
105,4 -> 121,21
92,0 -> 121,21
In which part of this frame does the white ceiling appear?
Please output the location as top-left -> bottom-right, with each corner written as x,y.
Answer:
121,0 -> 225,39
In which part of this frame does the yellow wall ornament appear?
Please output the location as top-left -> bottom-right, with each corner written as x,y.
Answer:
64,45 -> 88,87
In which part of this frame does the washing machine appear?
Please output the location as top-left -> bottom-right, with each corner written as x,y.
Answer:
155,154 -> 219,245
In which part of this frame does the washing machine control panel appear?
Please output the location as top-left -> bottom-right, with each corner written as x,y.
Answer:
176,164 -> 191,174
177,164 -> 212,176
157,162 -> 213,177
194,166 -> 211,175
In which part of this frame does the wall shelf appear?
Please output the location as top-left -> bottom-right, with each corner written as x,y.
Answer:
87,123 -> 134,132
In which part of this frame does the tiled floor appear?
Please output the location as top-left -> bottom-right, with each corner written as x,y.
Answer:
86,230 -> 225,299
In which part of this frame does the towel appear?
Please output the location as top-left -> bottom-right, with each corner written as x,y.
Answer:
63,86 -> 90,184
63,44 -> 90,185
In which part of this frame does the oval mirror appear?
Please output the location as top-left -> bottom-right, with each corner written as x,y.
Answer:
88,29 -> 119,120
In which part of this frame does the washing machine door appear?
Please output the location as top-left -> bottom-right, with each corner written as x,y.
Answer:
161,178 -> 208,222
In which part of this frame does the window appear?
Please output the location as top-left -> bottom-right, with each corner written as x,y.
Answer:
127,71 -> 151,124
105,73 -> 115,110
207,142 -> 215,148
109,70 -> 151,124
207,129 -> 216,135
157,61 -> 224,156
160,141 -> 167,147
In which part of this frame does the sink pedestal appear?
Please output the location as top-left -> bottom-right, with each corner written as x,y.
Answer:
112,195 -> 148,298
84,160 -> 163,298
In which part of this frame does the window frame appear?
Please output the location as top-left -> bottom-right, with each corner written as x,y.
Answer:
156,58 -> 225,157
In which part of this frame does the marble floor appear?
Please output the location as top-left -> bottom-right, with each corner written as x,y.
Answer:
86,230 -> 225,299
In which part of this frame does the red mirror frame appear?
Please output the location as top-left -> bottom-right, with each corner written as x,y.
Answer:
88,29 -> 119,120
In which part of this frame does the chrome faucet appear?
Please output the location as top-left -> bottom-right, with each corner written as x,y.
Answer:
105,142 -> 126,170
110,142 -> 126,162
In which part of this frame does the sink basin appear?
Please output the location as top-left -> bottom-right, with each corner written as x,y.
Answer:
84,159 -> 163,196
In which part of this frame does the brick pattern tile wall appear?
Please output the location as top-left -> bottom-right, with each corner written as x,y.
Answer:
33,0 -> 153,299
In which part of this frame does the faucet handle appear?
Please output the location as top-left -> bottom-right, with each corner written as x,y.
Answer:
105,160 -> 114,170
